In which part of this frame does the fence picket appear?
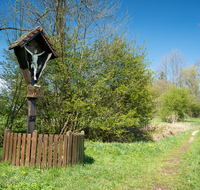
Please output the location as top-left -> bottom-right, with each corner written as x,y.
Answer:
72,133 -> 76,166
48,134 -> 53,169
76,133 -> 79,164
63,134 -> 67,167
58,135 -> 63,167
5,130 -> 10,162
36,134 -> 43,167
42,134 -> 48,169
30,130 -> 37,166
25,134 -> 31,167
67,131 -> 72,166
12,133 -> 18,165
81,131 -> 85,163
53,135 -> 58,167
2,129 -> 10,161
8,133 -> 13,163
21,133 -> 26,166
16,133 -> 21,166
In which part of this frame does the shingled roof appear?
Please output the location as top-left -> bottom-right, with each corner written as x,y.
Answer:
8,26 -> 59,59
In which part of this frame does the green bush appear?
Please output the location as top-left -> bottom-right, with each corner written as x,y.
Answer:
189,97 -> 200,118
159,86 -> 192,122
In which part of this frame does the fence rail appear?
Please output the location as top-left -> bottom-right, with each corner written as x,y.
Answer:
2,129 -> 84,169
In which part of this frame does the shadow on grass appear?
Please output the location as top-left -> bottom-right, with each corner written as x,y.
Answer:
126,126 -> 155,142
83,154 -> 95,164
83,147 -> 95,164
84,126 -> 155,143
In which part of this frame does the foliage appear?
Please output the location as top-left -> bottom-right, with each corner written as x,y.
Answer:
0,49 -> 27,132
159,86 -> 193,122
35,35 -> 155,142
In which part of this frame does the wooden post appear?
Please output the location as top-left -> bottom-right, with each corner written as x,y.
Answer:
27,98 -> 36,134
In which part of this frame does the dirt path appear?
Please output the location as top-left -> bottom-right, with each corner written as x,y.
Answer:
153,130 -> 199,190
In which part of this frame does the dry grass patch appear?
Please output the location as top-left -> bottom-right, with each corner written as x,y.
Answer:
143,119 -> 194,141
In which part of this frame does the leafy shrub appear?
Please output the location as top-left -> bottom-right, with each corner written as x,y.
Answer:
159,86 -> 192,122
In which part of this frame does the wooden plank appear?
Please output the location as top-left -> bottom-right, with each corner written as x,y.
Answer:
78,133 -> 81,163
72,133 -> 76,166
12,133 -> 18,165
63,134 -> 67,167
53,135 -> 58,167
76,133 -> 79,164
67,131 -> 72,166
5,131 -> 10,162
30,130 -> 37,166
8,133 -> 13,163
36,134 -> 43,167
25,134 -> 31,167
16,133 -> 22,166
42,134 -> 48,169
2,129 -> 10,161
48,134 -> 53,169
21,133 -> 26,166
79,134 -> 82,163
81,131 -> 85,163
58,135 -> 63,167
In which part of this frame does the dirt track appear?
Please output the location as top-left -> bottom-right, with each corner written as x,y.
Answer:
153,130 -> 199,190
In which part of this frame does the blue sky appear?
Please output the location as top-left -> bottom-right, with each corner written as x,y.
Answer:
0,0 -> 200,72
119,0 -> 200,70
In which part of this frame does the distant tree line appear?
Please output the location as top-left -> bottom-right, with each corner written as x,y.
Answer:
154,49 -> 200,122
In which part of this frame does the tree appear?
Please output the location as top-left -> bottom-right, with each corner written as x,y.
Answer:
180,65 -> 200,98
81,35 -> 155,142
156,49 -> 187,87
0,0 -> 155,142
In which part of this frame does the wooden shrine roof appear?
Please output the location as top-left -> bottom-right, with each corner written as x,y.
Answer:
8,26 -> 59,59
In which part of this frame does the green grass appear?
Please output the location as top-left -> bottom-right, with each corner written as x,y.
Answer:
176,131 -> 200,189
1,117 -> 200,189
0,129 -> 197,190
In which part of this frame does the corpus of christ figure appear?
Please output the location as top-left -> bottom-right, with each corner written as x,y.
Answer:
24,46 -> 45,81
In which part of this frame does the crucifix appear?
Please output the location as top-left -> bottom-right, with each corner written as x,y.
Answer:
8,26 -> 59,135
24,46 -> 45,81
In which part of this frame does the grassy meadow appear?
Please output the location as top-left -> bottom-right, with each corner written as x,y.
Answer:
0,118 -> 200,189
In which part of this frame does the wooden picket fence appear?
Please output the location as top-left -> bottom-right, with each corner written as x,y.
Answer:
2,129 -> 84,169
